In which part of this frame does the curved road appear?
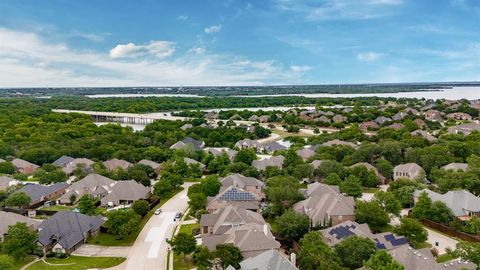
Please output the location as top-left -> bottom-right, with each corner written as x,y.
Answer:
109,182 -> 194,270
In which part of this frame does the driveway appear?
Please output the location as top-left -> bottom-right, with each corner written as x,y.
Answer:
72,245 -> 130,257
108,182 -> 194,270
425,227 -> 458,254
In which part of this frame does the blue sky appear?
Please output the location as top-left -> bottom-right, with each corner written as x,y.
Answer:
1,0 -> 479,87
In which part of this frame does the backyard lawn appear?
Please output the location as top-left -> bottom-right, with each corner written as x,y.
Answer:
173,254 -> 195,270
12,256 -> 37,270
39,205 -> 73,211
88,187 -> 183,246
26,256 -> 125,270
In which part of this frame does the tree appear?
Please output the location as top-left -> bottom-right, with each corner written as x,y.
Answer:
340,175 -> 363,198
375,158 -> 393,180
411,191 -> 432,220
464,216 -> 480,235
171,232 -> 197,259
265,175 -> 303,216
188,192 -> 207,212
153,179 -> 174,199
200,175 -> 221,196
215,244 -> 243,269
374,191 -> 402,216
234,149 -> 257,165
355,201 -> 389,233
0,162 -> 16,174
364,250 -> 404,270
334,236 -> 377,270
298,231 -> 344,270
132,200 -> 150,217
105,209 -> 141,239
193,246 -> 213,270
5,192 -> 31,208
324,173 -> 342,185
455,242 -> 480,269
315,160 -> 345,178
394,186 -> 416,208
0,255 -> 14,270
77,194 -> 96,215
393,218 -> 428,246
69,193 -> 77,204
275,211 -> 310,241
2,223 -> 38,261
430,201 -> 454,224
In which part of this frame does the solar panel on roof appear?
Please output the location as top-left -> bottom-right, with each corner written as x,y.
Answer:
391,238 -> 408,246
384,234 -> 395,241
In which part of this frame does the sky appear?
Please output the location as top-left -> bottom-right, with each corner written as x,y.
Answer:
0,0 -> 480,87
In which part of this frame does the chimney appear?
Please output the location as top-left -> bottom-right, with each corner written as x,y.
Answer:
290,253 -> 296,266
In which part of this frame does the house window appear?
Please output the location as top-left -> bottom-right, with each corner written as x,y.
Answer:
203,227 -> 208,234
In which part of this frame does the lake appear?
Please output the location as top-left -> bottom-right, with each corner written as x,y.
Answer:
233,86 -> 480,100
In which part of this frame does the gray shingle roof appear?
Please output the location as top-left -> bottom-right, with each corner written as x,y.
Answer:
240,249 -> 298,270
38,211 -> 105,250
220,174 -> 264,191
52,156 -> 75,168
0,211 -> 41,236
414,189 -> 480,217
18,183 -> 69,202
252,156 -> 284,171
100,180 -> 150,206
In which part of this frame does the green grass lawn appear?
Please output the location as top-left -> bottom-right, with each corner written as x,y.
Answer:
26,256 -> 125,270
412,241 -> 432,249
265,217 -> 279,234
88,187 -> 184,246
39,205 -> 73,211
436,253 -> 458,263
12,256 -> 37,270
179,223 -> 200,235
173,254 -> 195,270
362,187 -> 380,193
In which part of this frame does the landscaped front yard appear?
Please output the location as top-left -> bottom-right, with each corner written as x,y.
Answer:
173,254 -> 195,270
178,223 -> 200,235
88,187 -> 183,246
26,256 -> 125,270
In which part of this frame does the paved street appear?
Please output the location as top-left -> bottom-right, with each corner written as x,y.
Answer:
108,182 -> 193,270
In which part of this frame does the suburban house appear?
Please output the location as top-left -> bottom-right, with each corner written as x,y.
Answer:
359,121 -> 380,131
58,174 -> 116,204
204,147 -> 238,160
184,157 -> 206,171
100,180 -> 150,207
252,156 -> 284,171
413,119 -> 427,128
392,111 -> 407,121
170,137 -> 205,151
103,158 -> 132,171
414,189 -> 480,220
332,114 -> 347,123
38,211 -> 105,254
0,176 -> 18,191
12,158 -> 39,174
411,130 -> 438,142
424,109 -> 443,122
349,162 -> 385,184
387,123 -> 405,130
322,139 -> 358,149
0,211 -> 41,242
220,174 -> 265,200
321,220 -> 408,250
52,155 -> 75,168
201,206 -> 280,258
63,158 -> 95,175
446,112 -> 472,121
393,163 -> 424,181
389,245 -> 475,270
374,116 -> 392,125
441,163 -> 469,172
235,139 -> 260,150
207,186 -> 261,213
448,122 -> 480,136
293,183 -> 355,227
238,249 -> 298,270
258,141 -> 287,154
296,148 -> 316,161
180,123 -> 193,130
18,183 -> 69,207
138,159 -> 162,174
311,160 -> 325,169
315,116 -> 331,123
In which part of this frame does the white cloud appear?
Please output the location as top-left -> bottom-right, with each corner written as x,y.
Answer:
204,24 -> 223,34
110,41 -> 175,59
0,27 -> 308,87
275,0 -> 403,21
177,15 -> 189,20
69,30 -> 107,42
290,65 -> 312,73
189,47 -> 206,54
357,52 -> 384,62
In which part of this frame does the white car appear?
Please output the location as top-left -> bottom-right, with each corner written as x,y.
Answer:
154,209 -> 162,215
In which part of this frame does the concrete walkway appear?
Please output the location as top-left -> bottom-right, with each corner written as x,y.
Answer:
425,227 -> 458,254
72,244 -> 131,257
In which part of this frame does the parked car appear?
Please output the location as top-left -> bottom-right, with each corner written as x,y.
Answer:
174,212 -> 182,221
154,209 -> 162,215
